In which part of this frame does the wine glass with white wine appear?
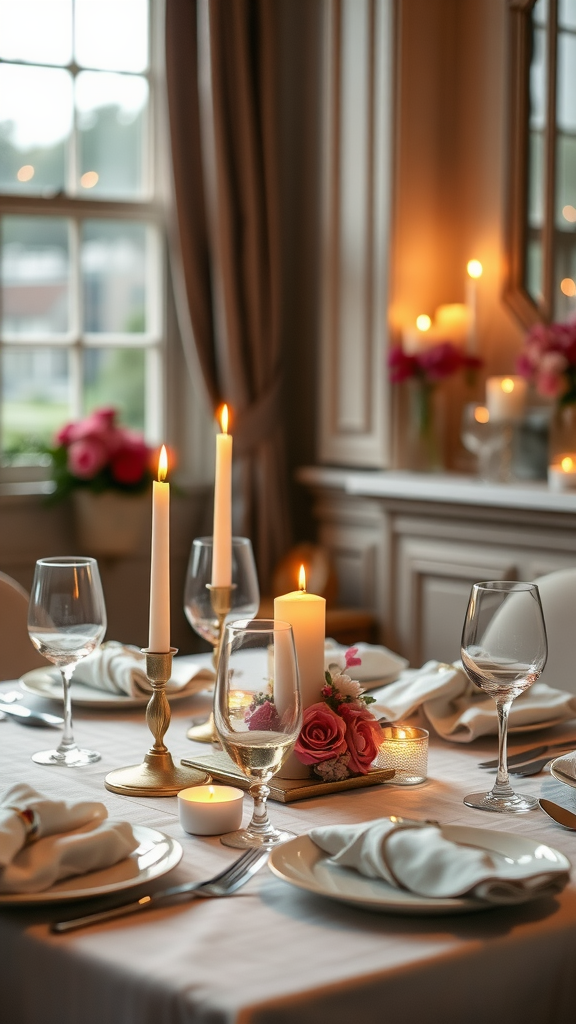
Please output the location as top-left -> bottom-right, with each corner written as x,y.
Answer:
213,619 -> 301,848
27,556 -> 107,766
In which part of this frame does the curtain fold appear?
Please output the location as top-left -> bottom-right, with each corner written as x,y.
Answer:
166,0 -> 291,589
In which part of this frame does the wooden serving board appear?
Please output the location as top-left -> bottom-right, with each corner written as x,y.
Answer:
180,751 -> 394,803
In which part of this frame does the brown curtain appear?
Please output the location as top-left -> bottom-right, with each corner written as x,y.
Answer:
166,0 -> 291,590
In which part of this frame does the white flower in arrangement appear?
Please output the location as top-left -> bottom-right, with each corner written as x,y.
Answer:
330,673 -> 362,699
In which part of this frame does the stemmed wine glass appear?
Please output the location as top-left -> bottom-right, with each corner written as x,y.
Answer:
214,619 -> 302,848
27,556 -> 107,767
461,580 -> 548,812
184,537 -> 260,651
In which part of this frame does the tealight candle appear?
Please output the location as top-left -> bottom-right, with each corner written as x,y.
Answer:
375,726 -> 429,785
178,785 -> 244,836
548,454 -> 576,492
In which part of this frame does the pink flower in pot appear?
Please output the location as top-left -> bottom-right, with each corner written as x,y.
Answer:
67,438 -> 108,480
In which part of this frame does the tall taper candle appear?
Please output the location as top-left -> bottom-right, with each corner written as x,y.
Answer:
211,405 -> 233,587
148,445 -> 170,652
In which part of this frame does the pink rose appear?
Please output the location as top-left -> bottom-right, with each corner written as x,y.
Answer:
294,702 -> 347,766
388,346 -> 417,383
67,438 -> 108,479
339,703 -> 381,774
246,700 -> 280,731
110,432 -> 149,485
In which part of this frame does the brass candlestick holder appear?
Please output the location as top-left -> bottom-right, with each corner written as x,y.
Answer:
105,647 -> 210,797
187,583 -> 235,744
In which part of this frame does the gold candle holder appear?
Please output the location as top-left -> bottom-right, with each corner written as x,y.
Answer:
105,648 -> 210,797
187,583 -> 235,744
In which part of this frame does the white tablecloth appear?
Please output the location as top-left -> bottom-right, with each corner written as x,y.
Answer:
2,664 -> 576,1024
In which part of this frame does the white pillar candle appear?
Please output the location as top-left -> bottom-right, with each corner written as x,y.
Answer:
466,259 -> 482,353
485,376 -> 527,423
402,315 -> 436,354
178,785 -> 244,836
434,303 -> 470,342
548,454 -> 576,491
274,567 -> 326,710
148,445 -> 170,652
211,405 -> 233,587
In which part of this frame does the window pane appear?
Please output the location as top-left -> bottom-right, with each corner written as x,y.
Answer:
2,346 -> 71,459
0,0 -> 72,66
526,237 -> 543,303
83,348 -> 145,431
0,65 -> 72,195
529,25 -> 547,131
76,72 -> 148,198
1,217 -> 70,337
556,133 -> 576,227
81,221 -> 147,334
75,0 -> 148,73
559,0 -> 576,30
558,32 -> 576,133
533,0 -> 548,27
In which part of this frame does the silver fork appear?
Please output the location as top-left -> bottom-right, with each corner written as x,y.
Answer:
52,846 -> 269,934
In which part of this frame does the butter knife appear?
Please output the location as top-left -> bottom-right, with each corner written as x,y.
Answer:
0,703 -> 63,727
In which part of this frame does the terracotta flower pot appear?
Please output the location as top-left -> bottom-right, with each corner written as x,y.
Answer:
72,490 -> 150,558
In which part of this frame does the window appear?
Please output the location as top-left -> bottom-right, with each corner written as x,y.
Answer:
0,0 -> 163,476
507,0 -> 576,326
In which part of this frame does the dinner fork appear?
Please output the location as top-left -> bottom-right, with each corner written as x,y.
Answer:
52,846 -> 269,934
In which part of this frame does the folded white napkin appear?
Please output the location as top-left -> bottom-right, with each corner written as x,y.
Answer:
370,660 -> 576,742
73,641 -> 214,698
0,784 -> 138,893
324,641 -> 408,685
310,819 -> 569,903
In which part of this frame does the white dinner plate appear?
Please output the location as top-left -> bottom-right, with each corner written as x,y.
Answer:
19,667 -> 212,709
268,827 -> 570,916
0,824 -> 182,905
550,753 -> 576,789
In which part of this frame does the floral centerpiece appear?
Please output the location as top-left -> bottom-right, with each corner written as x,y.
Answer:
244,648 -> 383,782
388,342 -> 482,471
49,407 -> 152,500
517,320 -> 576,464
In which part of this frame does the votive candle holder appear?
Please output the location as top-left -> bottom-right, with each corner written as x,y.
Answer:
375,725 -> 429,785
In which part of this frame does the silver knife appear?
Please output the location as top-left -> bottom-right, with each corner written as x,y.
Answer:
0,703 -> 63,727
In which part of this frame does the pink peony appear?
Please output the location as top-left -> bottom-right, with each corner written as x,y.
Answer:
110,431 -> 149,485
339,703 -> 382,774
294,702 -> 347,765
67,438 -> 108,479
246,700 -> 280,731
388,346 -> 418,383
416,342 -> 462,380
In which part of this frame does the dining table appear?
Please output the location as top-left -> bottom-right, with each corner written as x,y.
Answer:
2,660 -> 576,1024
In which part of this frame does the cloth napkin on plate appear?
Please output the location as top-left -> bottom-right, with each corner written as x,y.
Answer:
324,641 -> 408,686
0,783 -> 138,894
310,819 -> 569,903
73,641 -> 214,698
369,660 -> 576,742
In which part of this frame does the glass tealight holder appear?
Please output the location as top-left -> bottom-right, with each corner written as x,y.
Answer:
375,726 -> 429,785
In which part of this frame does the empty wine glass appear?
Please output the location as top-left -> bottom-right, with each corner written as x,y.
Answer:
27,556 -> 107,767
461,402 -> 508,481
184,537 -> 260,652
214,619 -> 301,848
461,580 -> 547,812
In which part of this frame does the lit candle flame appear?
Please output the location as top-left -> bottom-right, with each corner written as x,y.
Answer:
561,456 -> 575,473
158,444 -> 168,482
219,404 -> 229,434
467,259 -> 483,279
298,565 -> 306,592
208,786 -> 214,801
501,378 -> 515,394
474,406 -> 489,424
415,314 -> 431,332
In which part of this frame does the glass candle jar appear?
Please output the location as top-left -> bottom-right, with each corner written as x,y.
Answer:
375,726 -> 429,785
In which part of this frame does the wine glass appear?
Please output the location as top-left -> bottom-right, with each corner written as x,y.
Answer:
461,580 -> 548,812
184,537 -> 260,651
27,556 -> 107,767
461,402 -> 508,481
213,618 -> 301,848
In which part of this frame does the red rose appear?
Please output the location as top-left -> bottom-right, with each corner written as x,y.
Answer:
246,701 -> 280,731
110,432 -> 149,485
339,703 -> 381,774
294,702 -> 347,765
